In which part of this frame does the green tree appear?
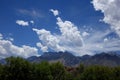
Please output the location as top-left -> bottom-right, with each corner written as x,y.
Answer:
80,66 -> 114,80
50,62 -> 67,80
3,57 -> 34,80
34,61 -> 53,80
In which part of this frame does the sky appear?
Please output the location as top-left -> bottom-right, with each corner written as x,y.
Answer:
0,0 -> 120,59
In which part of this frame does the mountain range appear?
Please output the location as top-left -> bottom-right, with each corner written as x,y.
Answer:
1,51 -> 120,67
27,51 -> 120,67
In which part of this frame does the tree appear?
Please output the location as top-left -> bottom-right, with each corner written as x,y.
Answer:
34,61 -> 53,80
50,62 -> 67,80
3,57 -> 34,80
80,66 -> 114,80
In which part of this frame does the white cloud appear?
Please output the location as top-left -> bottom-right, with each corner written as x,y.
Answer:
30,20 -> 34,24
33,9 -> 120,56
5,37 -> 14,42
36,42 -> 48,52
50,9 -> 59,16
33,10 -> 84,55
82,32 -> 90,37
5,36 -> 14,42
0,34 -> 39,59
8,37 -> 14,41
92,0 -> 120,37
56,17 -> 83,47
79,30 -> 120,55
33,28 -> 65,52
0,33 -> 3,40
104,38 -> 108,42
16,20 -> 29,26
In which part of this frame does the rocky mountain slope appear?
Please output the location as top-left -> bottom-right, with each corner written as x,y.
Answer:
27,52 -> 120,67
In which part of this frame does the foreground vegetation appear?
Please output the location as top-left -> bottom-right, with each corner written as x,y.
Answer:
0,57 -> 120,80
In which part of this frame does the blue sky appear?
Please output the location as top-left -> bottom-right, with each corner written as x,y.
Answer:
0,0 -> 120,58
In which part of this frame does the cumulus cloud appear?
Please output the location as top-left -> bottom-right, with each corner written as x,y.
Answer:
36,42 -> 48,52
50,9 -> 59,16
33,9 -> 120,56
33,10 -> 84,55
92,0 -> 120,37
0,33 -> 39,59
56,17 -> 83,47
16,20 -> 29,26
33,28 -> 65,52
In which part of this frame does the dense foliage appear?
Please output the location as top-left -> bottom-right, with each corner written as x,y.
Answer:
0,57 -> 120,80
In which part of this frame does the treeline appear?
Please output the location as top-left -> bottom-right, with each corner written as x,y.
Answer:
0,57 -> 120,80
